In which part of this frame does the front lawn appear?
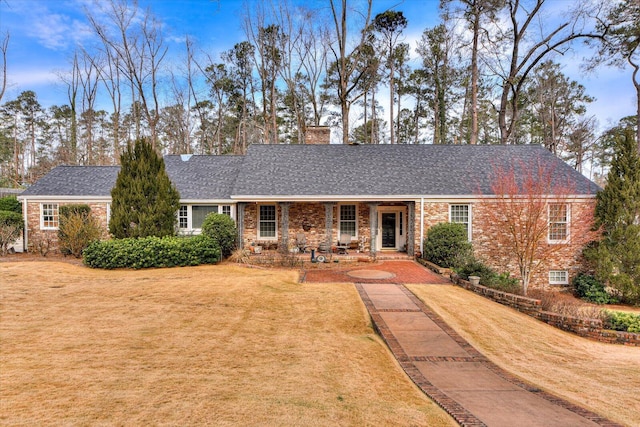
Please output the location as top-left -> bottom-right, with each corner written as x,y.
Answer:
0,262 -> 454,426
408,284 -> 640,427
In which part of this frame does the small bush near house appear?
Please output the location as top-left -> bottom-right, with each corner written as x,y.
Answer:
201,213 -> 236,257
0,210 -> 24,255
573,273 -> 617,305
422,222 -> 472,269
83,235 -> 220,269
603,310 -> 640,333
456,258 -> 521,294
0,195 -> 21,213
58,205 -> 102,258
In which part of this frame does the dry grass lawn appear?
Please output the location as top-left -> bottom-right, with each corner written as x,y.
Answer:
407,283 -> 640,427
0,261 -> 455,426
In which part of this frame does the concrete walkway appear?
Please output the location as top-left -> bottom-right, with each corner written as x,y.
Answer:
355,281 -> 621,427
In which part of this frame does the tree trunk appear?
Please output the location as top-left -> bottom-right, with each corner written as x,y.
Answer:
470,9 -> 479,145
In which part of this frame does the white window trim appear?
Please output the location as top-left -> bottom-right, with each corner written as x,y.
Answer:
548,203 -> 570,244
258,204 -> 278,240
549,270 -> 569,285
40,203 -> 59,230
339,203 -> 358,239
449,204 -> 472,241
177,204 -> 235,232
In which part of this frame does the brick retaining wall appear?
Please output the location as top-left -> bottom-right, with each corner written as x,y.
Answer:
449,272 -> 640,347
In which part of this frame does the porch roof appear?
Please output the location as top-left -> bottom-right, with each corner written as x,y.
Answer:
231,144 -> 600,199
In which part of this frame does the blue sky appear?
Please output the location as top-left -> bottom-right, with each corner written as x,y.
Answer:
0,0 -> 636,131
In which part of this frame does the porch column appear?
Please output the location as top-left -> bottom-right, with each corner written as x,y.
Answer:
236,202 -> 246,249
368,203 -> 379,257
324,202 -> 335,246
279,202 -> 291,253
406,201 -> 416,257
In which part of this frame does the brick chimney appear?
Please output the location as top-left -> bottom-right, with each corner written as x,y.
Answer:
305,126 -> 331,144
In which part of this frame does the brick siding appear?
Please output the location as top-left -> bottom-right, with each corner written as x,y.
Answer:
26,201 -> 110,254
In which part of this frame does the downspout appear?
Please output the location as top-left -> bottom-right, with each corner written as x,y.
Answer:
22,197 -> 28,252
420,197 -> 424,254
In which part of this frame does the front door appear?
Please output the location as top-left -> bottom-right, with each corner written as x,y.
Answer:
381,213 -> 396,249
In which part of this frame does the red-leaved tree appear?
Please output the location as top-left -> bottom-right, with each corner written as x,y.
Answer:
477,159 -> 598,295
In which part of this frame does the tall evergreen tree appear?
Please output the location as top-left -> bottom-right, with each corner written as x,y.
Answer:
588,129 -> 640,303
109,138 -> 180,238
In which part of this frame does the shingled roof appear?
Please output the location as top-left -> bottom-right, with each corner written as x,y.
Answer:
20,166 -> 120,197
20,144 -> 599,200
231,144 -> 599,199
164,155 -> 243,200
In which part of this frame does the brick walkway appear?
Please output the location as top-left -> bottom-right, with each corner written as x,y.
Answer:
303,261 -> 621,427
302,260 -> 450,284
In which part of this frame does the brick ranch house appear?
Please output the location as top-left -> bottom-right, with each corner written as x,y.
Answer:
18,134 -> 599,288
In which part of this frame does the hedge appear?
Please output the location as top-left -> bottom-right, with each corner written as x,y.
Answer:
83,235 -> 220,269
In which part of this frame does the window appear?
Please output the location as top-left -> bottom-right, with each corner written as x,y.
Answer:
192,205 -> 218,229
41,203 -> 59,229
178,205 -> 188,229
450,204 -> 471,240
548,204 -> 568,242
259,205 -> 277,238
340,205 -> 357,237
549,270 -> 569,285
222,205 -> 231,216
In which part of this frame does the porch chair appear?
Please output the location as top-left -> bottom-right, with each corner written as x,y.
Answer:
336,233 -> 351,254
296,233 -> 310,253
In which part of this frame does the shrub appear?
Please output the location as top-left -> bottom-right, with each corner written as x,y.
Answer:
456,259 -> 496,282
83,235 -> 220,269
109,138 -> 180,239
58,205 -> 102,258
201,213 -> 236,257
0,210 -> 24,255
422,222 -> 472,268
456,258 -> 521,294
0,195 -> 21,213
603,310 -> 640,333
573,273 -> 617,305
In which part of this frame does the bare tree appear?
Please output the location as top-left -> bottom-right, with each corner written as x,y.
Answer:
86,0 -> 168,150
372,10 -> 408,144
590,0 -> 640,150
296,9 -> 329,127
487,0 -> 604,144
478,159 -> 598,294
0,31 -> 8,103
78,51 -> 101,164
328,0 -> 373,144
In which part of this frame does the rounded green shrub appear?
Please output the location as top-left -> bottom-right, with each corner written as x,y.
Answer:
573,273 -> 617,305
0,196 -> 21,213
83,235 -> 220,269
603,310 -> 640,333
422,222 -> 472,268
201,213 -> 236,257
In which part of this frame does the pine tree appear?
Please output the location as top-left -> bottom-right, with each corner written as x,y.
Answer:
589,129 -> 640,303
109,138 -> 180,239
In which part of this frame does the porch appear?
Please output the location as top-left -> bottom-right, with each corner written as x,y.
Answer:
236,201 -> 417,258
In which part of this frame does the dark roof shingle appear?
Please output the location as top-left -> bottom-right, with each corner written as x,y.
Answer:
231,144 -> 599,197
20,145 -> 599,200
